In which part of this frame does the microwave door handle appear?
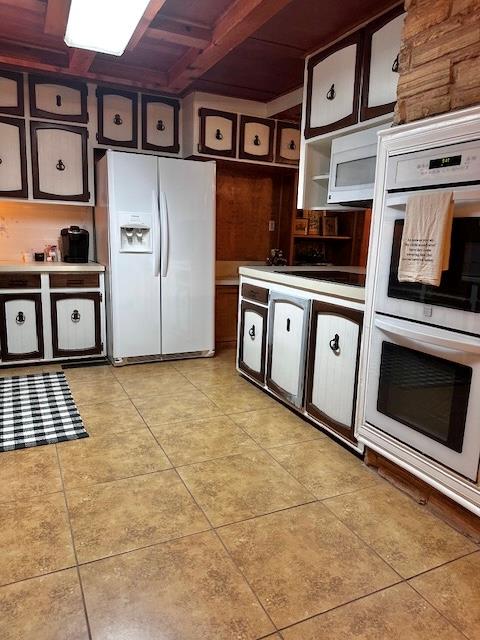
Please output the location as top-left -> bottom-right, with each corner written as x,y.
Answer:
160,191 -> 169,278
375,317 -> 480,355
153,190 -> 160,277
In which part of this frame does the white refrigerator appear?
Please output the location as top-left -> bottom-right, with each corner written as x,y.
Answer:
95,150 -> 216,364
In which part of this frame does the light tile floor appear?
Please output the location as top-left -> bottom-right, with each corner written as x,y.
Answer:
0,344 -> 478,640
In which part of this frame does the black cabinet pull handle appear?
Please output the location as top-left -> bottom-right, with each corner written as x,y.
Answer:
156,119 -> 165,131
248,325 -> 255,340
288,139 -> 296,150
253,134 -> 261,146
113,113 -> 123,125
326,84 -> 336,100
16,311 -> 25,325
71,309 -> 81,323
56,94 -> 62,107
0,158 -> 2,164
392,54 -> 399,73
286,318 -> 291,332
329,333 -> 340,353
215,128 -> 223,140
56,159 -> 65,171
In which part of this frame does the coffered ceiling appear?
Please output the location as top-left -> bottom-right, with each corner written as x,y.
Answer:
0,0 -> 397,102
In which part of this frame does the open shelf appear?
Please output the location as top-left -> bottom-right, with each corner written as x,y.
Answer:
293,234 -> 352,240
312,173 -> 330,181
309,204 -> 365,211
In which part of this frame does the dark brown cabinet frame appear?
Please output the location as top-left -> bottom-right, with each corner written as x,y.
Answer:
30,121 -> 90,202
239,115 -> 275,163
96,87 -> 138,148
29,75 -> 88,123
0,293 -> 44,361
51,292 -> 102,358
198,108 -> 237,157
0,116 -> 28,198
305,301 -> 363,443
304,32 -> 364,139
0,70 -> 24,116
275,121 -> 300,165
360,5 -> 405,121
141,94 -> 180,153
238,300 -> 268,384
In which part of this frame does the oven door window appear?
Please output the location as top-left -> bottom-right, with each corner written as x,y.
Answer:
335,155 -> 376,187
377,342 -> 472,453
388,218 -> 480,312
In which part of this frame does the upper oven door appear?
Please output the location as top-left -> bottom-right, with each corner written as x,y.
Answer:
374,190 -> 480,335
365,314 -> 480,480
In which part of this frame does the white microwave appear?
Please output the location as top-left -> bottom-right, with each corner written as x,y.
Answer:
328,124 -> 386,205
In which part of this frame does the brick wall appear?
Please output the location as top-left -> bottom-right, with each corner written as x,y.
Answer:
394,0 -> 480,123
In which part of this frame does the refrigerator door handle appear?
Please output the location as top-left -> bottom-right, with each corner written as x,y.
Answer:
153,189 -> 161,277
160,191 -> 169,278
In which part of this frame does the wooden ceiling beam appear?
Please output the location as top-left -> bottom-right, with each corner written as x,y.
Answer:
44,0 -> 70,37
166,0 -> 295,92
147,18 -> 212,50
68,48 -> 96,74
126,0 -> 168,51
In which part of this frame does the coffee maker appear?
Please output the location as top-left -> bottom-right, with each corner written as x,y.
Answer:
60,226 -> 89,263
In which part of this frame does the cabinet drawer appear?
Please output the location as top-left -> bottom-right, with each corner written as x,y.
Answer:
241,283 -> 268,304
0,273 -> 40,289
0,117 -> 28,198
275,122 -> 300,165
49,273 -> 99,288
29,75 -> 88,123
97,88 -> 138,148
0,71 -> 24,116
239,116 -> 275,162
142,94 -> 179,153
198,108 -> 237,157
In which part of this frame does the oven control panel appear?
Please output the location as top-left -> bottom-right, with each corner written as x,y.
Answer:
386,140 -> 480,191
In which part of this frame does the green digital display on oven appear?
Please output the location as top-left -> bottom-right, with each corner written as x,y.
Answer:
429,155 -> 462,169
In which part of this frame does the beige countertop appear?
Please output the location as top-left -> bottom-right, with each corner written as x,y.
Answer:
239,265 -> 366,303
0,261 -> 105,273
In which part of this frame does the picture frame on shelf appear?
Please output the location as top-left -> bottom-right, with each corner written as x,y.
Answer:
323,216 -> 338,236
293,218 -> 309,235
307,211 -> 321,235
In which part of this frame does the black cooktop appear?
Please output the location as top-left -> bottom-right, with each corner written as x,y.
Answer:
275,270 -> 366,287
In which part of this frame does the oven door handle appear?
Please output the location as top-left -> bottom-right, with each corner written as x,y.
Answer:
375,317 -> 480,355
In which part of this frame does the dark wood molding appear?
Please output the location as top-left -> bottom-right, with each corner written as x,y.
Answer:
275,120 -> 300,165
50,292 -> 102,358
241,283 -> 269,305
305,300 -> 363,443
28,74 -> 89,123
238,300 -> 268,384
49,273 -> 100,288
0,70 -> 24,116
0,293 -> 44,361
360,5 -> 405,122
0,116 -> 28,199
96,87 -> 138,148
0,274 -> 40,289
141,94 -> 180,153
239,115 -> 275,163
304,31 -> 364,139
198,108 -> 237,157
30,121 -> 90,202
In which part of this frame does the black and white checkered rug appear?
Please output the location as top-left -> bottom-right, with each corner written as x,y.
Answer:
0,372 -> 88,452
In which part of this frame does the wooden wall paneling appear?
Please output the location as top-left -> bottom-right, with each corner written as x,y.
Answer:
215,284 -> 239,343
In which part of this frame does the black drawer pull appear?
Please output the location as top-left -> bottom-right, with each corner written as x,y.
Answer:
71,309 -> 81,323
326,84 -> 336,101
16,311 -> 25,325
56,159 -> 65,171
392,54 -> 399,73
156,119 -> 165,131
286,318 -> 291,332
113,113 -> 123,125
253,134 -> 261,146
56,94 -> 62,107
248,325 -> 255,340
0,158 -> 2,164
215,128 -> 223,140
329,333 -> 340,353
288,139 -> 296,150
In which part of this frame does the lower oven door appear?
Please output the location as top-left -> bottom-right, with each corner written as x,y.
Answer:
365,314 -> 480,480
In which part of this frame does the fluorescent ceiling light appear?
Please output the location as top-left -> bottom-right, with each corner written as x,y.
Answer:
65,0 -> 150,56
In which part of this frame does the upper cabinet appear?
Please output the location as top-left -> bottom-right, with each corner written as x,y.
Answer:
29,75 -> 88,123
305,33 -> 363,139
97,87 -> 138,148
239,116 -> 275,162
198,108 -> 237,157
275,122 -> 300,165
0,117 -> 27,198
361,7 -> 405,121
141,94 -> 180,154
0,71 -> 24,116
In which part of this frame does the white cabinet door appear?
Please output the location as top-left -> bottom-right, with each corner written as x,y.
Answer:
238,301 -> 267,383
142,95 -> 179,153
361,9 -> 405,120
97,89 -> 138,147
0,117 -> 27,198
0,71 -> 24,116
267,294 -> 310,407
199,108 -> 237,157
0,295 -> 43,361
31,122 -> 89,201
29,76 -> 88,123
306,33 -> 362,137
275,123 -> 300,164
306,302 -> 363,442
240,117 -> 275,162
51,293 -> 101,357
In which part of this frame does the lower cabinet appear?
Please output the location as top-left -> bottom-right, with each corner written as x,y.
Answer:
51,293 -> 102,357
305,301 -> 363,442
0,294 -> 44,361
266,293 -> 310,407
238,300 -> 267,383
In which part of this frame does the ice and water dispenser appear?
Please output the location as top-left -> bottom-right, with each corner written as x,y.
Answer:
119,213 -> 152,252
